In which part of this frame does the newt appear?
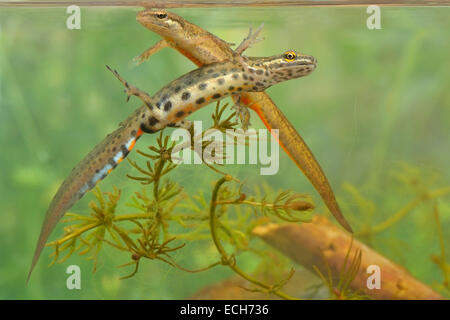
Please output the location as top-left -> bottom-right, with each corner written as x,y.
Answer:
135,9 -> 353,234
27,33 -> 317,281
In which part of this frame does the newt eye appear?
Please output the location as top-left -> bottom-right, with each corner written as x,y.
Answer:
156,13 -> 167,19
284,51 -> 296,62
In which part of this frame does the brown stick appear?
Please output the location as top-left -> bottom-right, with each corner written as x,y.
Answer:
252,216 -> 444,300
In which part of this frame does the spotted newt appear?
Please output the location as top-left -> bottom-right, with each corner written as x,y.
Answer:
27,38 -> 317,281
136,9 -> 353,234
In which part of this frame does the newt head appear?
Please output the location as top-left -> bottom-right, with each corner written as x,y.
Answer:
258,50 -> 317,76
243,50 -> 318,90
137,9 -> 202,42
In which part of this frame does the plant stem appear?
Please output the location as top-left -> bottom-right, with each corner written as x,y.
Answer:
209,176 -> 297,300
46,222 -> 100,247
356,186 -> 450,236
153,159 -> 165,201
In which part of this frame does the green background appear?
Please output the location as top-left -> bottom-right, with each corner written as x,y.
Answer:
0,6 -> 449,299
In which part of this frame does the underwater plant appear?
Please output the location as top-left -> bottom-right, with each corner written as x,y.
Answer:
46,101 -> 316,300
40,102 -> 449,300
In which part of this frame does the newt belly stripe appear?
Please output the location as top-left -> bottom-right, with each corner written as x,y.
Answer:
113,151 -> 124,164
125,136 -> 137,151
88,131 -> 143,189
92,164 -> 113,185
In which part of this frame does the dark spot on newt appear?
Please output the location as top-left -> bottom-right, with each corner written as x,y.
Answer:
256,69 -> 264,75
212,93 -> 221,99
198,83 -> 207,90
217,78 -> 225,85
174,85 -> 181,93
121,145 -> 130,157
176,111 -> 185,118
164,101 -> 172,111
149,116 -> 159,126
140,123 -> 158,134
228,86 -> 235,91
181,92 -> 191,100
196,97 -> 205,104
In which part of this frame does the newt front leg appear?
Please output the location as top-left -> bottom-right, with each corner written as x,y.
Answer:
134,39 -> 169,65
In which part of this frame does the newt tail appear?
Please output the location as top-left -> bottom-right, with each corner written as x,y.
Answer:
27,110 -> 144,282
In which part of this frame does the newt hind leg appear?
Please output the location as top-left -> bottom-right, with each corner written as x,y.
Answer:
231,94 -> 252,131
106,65 -> 154,110
228,25 -> 264,131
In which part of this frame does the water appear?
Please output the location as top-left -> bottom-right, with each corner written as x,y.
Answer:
0,4 -> 449,299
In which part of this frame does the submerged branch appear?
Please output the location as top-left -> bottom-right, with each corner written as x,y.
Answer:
253,216 -> 444,300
